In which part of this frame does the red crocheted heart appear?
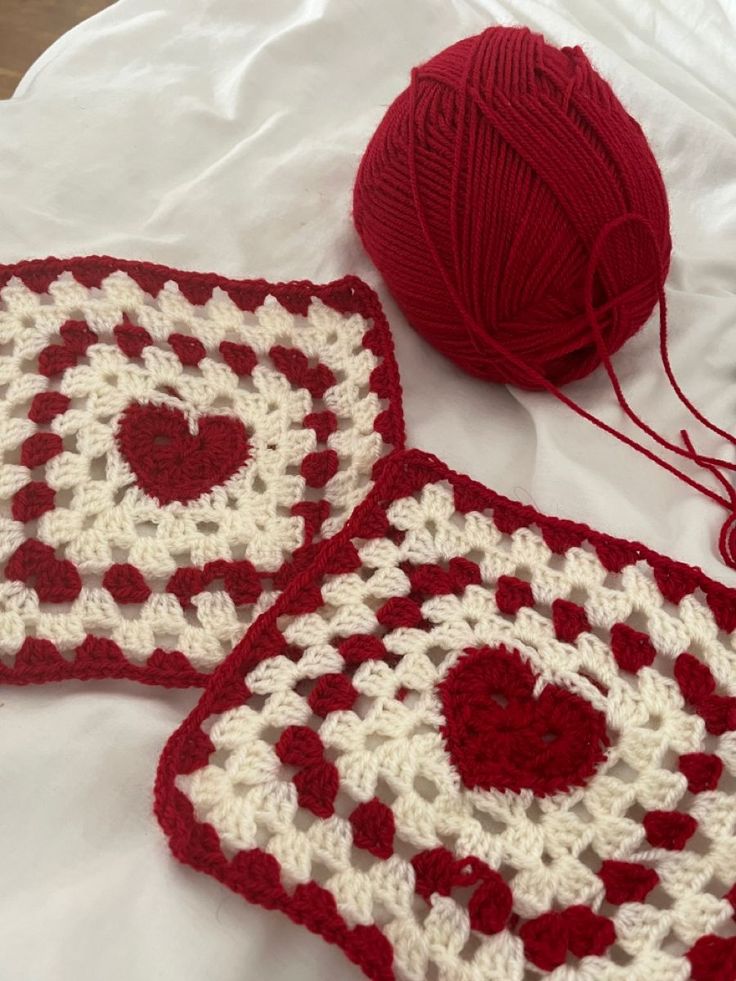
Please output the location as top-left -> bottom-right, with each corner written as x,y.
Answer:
117,402 -> 250,505
440,645 -> 609,796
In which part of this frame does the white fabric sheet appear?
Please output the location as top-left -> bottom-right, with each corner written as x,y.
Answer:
0,1 -> 734,978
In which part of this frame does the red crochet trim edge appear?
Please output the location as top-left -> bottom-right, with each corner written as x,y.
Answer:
154,448 -> 736,981
0,255 -> 405,690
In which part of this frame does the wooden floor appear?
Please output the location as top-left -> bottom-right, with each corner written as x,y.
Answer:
0,0 -> 113,98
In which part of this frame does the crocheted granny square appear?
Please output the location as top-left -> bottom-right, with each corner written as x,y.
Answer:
0,256 -> 403,686
157,450 -> 736,981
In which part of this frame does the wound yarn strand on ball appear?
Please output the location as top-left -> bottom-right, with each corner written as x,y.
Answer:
354,25 -> 736,570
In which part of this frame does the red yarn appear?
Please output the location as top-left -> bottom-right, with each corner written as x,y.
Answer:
688,935 -> 736,981
598,860 -> 659,905
439,645 -> 609,796
349,799 -> 396,859
5,539 -> 82,602
410,847 -> 512,936
355,26 -> 670,388
116,401 -> 251,506
520,906 -> 616,970
354,26 -> 736,570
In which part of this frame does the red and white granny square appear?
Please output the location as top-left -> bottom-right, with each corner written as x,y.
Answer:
157,449 -> 736,981
0,256 -> 403,686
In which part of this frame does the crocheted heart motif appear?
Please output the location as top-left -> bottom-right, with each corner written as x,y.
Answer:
116,402 -> 251,505
440,645 -> 608,796
157,450 -> 736,981
0,256 -> 403,687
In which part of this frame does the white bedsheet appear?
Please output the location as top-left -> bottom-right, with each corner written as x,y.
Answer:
1,2 -> 734,978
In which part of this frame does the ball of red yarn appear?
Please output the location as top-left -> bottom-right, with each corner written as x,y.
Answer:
353,26 -> 672,389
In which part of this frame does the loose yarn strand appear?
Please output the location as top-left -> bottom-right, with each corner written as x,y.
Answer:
680,430 -> 736,568
581,215 -> 736,562
654,265 -> 736,450
582,214 -> 736,473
